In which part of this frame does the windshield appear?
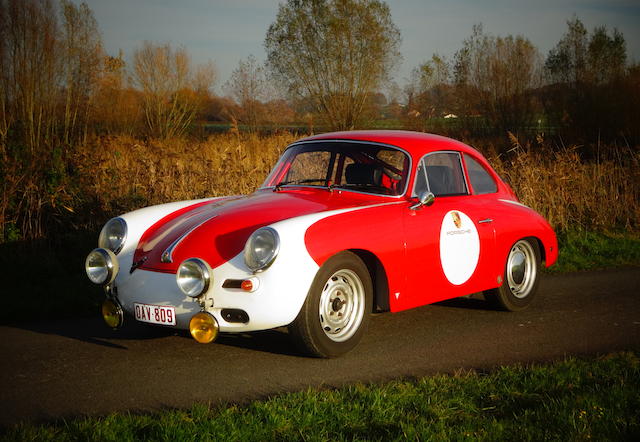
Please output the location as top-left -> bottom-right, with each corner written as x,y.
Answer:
262,141 -> 410,196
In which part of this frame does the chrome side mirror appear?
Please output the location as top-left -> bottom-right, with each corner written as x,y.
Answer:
409,191 -> 435,210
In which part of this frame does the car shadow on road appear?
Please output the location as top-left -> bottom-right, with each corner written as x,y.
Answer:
215,328 -> 305,358
8,317 -> 306,356
6,294 -> 499,355
8,317 -> 179,350
433,293 -> 501,311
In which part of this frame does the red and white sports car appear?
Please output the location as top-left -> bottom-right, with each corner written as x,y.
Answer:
85,130 -> 557,357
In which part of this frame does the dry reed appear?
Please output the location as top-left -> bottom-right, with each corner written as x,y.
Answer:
71,132 -> 639,234
73,132 -> 296,216
488,134 -> 639,232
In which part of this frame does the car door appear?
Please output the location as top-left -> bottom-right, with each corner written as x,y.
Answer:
399,151 -> 497,311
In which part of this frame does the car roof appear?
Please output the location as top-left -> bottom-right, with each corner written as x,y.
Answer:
295,130 -> 483,159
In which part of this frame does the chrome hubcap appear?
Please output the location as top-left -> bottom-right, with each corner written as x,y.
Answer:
507,240 -> 537,299
318,269 -> 365,342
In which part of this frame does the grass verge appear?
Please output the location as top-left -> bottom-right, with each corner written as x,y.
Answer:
2,352 -> 639,440
550,229 -> 640,273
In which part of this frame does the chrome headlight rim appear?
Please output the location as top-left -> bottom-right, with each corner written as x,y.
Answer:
98,217 -> 128,255
85,248 -> 119,285
244,227 -> 280,273
176,258 -> 211,298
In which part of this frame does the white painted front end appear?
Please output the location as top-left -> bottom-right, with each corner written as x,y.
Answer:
110,210 -> 346,332
110,203 -> 387,333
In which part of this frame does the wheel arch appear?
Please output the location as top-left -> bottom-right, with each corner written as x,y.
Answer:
526,236 -> 546,264
348,248 -> 390,313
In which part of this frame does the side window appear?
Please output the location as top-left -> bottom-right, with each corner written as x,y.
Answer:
465,154 -> 497,194
413,152 -> 468,197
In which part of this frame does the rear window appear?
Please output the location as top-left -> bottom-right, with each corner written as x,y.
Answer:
465,154 -> 497,194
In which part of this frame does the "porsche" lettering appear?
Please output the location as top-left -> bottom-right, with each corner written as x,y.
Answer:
446,229 -> 471,235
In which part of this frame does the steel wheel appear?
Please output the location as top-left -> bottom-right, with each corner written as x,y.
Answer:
485,238 -> 541,312
506,240 -> 538,299
318,269 -> 366,342
288,251 -> 373,358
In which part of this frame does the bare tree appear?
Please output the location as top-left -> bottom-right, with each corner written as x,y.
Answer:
417,53 -> 450,91
0,0 -> 106,240
132,42 -> 215,139
545,17 -> 588,85
406,53 -> 453,121
587,26 -> 626,85
0,2 -> 9,148
454,24 -> 543,132
544,17 -> 630,138
0,0 -> 61,239
265,0 -> 401,130
93,51 -> 143,135
224,55 -> 268,131
59,0 -> 102,145
2,0 -> 59,153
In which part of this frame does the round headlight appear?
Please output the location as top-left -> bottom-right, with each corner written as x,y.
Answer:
98,217 -> 127,255
177,258 -> 211,297
85,248 -> 119,285
244,227 -> 280,272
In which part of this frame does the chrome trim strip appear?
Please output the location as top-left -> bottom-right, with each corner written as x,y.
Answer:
161,216 -> 217,263
498,198 -> 531,209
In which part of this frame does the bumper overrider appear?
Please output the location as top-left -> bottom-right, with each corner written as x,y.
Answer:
85,224 -> 319,344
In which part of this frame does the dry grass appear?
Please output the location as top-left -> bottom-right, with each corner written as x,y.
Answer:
488,134 -> 640,232
73,132 -> 296,216
69,132 -> 639,234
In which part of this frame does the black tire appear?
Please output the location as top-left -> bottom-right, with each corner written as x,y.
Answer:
485,238 -> 541,312
289,251 -> 373,358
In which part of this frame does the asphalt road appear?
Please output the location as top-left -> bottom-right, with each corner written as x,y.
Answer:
1,268 -> 639,426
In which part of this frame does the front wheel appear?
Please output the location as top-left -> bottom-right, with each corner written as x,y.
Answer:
485,239 -> 541,311
289,251 -> 373,358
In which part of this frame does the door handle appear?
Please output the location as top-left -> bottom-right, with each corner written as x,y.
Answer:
478,218 -> 493,224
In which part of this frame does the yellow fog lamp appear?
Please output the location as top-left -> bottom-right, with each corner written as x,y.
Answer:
189,312 -> 219,344
102,299 -> 124,329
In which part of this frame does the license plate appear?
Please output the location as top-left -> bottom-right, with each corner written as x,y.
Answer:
134,303 -> 176,326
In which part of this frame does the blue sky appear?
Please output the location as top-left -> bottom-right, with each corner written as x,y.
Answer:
82,0 -> 640,94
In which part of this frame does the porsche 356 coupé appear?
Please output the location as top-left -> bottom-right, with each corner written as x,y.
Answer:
85,130 -> 557,357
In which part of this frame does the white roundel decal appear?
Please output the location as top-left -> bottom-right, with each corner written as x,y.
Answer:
439,210 -> 480,285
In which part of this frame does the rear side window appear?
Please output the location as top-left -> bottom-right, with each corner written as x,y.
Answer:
413,152 -> 468,197
465,154 -> 497,194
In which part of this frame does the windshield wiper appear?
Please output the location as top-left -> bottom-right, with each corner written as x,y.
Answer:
273,178 -> 327,191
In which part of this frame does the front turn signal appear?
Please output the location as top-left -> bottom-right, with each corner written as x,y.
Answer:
189,312 -> 219,344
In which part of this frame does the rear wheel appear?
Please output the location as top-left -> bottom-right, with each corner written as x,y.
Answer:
289,251 -> 372,358
486,239 -> 540,311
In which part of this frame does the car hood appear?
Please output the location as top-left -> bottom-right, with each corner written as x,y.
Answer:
133,188 -> 391,273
